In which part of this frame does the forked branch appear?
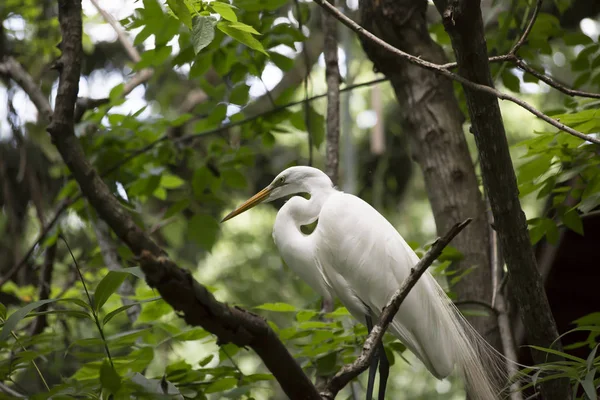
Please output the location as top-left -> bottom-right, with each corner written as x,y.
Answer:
312,0 -> 600,144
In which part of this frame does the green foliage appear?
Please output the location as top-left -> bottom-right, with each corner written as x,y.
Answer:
2,0 -> 599,398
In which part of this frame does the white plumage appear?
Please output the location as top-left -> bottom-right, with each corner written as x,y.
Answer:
223,166 -> 504,399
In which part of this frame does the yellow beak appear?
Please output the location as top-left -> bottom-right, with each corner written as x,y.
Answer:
221,186 -> 272,222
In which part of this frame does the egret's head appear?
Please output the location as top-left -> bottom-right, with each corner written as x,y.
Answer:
221,166 -> 332,222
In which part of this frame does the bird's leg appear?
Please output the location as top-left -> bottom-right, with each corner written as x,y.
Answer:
365,315 -> 379,400
377,340 -> 390,400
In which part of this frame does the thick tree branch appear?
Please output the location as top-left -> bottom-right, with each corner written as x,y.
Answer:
312,0 -> 600,145
358,0 -> 502,365
321,219 -> 472,399
46,2 -> 321,398
431,0 -> 570,398
323,0 -> 341,186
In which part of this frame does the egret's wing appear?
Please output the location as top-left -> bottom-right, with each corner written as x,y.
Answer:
315,193 -> 455,378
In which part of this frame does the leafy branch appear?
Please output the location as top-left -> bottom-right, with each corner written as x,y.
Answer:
312,0 -> 600,145
45,1 -> 321,398
0,77 -> 387,289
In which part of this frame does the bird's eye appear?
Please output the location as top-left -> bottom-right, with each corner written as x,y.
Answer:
279,176 -> 285,184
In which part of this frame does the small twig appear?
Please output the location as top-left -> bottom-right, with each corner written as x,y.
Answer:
312,0 -> 600,145
61,236 -> 114,367
509,0 -> 542,55
89,0 -> 140,63
514,58 -> 600,99
321,219 -> 472,399
100,78 -> 389,179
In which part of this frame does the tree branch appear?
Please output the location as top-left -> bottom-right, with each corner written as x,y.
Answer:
0,57 -> 52,121
323,0 -> 341,186
321,218 -> 472,399
509,0 -> 542,55
74,1 -> 153,120
312,0 -> 600,145
431,0 -> 570,398
89,0 -> 140,63
3,70 -> 387,291
45,2 -> 321,398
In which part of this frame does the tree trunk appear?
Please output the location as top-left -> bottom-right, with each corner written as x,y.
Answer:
431,0 -> 571,399
358,0 -> 501,352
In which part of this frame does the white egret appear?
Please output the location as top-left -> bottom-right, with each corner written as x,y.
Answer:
222,166 -> 505,399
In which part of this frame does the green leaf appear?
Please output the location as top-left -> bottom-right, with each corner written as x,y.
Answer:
587,345 -> 598,372
164,199 -> 191,219
137,45 -> 172,69
268,51 -> 294,71
222,169 -> 247,189
518,154 -> 554,184
103,303 -> 140,326
100,360 -> 121,394
199,354 -> 214,367
191,16 -> 217,54
562,209 -> 584,235
205,377 -> 237,394
211,2 -> 238,22
0,299 -> 59,341
0,303 -> 6,320
188,214 -> 220,250
316,352 -> 337,375
167,0 -> 192,29
226,22 -> 261,35
581,368 -> 597,400
94,271 -> 128,311
528,345 -> 586,363
255,303 -> 297,312
217,21 -> 267,55
502,70 -> 520,92
161,174 -> 186,189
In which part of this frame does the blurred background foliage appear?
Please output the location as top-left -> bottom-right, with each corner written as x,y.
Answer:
0,0 -> 599,398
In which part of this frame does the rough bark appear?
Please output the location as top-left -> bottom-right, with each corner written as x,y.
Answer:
47,1 -> 321,398
431,0 -> 571,398
323,0 -> 340,186
358,0 -> 501,351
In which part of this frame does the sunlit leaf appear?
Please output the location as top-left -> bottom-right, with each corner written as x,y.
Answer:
255,303 -> 297,312
211,1 -> 238,22
191,16 -> 217,54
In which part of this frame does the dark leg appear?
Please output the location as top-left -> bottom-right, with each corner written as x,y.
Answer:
377,340 -> 389,400
365,315 -> 379,400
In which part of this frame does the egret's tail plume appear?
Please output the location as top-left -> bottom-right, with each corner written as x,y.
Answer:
432,281 -> 511,400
